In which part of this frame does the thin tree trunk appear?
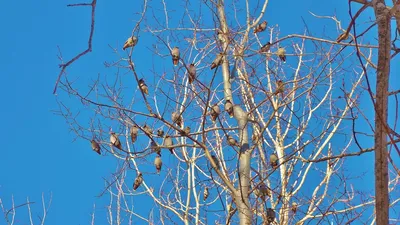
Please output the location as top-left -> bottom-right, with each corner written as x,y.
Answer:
372,0 -> 390,224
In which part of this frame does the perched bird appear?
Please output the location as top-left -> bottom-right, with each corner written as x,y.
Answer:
181,126 -> 191,136
90,140 -> 101,155
171,112 -> 183,127
133,173 -> 143,191
138,79 -> 149,95
254,21 -> 267,34
211,53 -> 223,69
130,125 -> 139,143
266,208 -> 276,223
258,183 -> 270,197
110,132 -> 122,150
274,80 -> 284,95
217,29 -> 227,43
291,202 -> 298,214
225,100 -> 234,117
270,154 -> 278,168
211,155 -> 220,170
157,129 -> 165,137
164,135 -> 174,154
143,124 -> 152,136
336,32 -> 349,43
277,47 -> 286,62
227,135 -> 239,147
151,141 -> 161,156
260,42 -> 271,53
188,63 -> 196,84
171,47 -> 180,66
123,36 -> 138,50
210,104 -> 221,122
203,187 -> 209,201
154,155 -> 163,174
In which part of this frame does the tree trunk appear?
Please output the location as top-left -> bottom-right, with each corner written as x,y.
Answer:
372,1 -> 390,224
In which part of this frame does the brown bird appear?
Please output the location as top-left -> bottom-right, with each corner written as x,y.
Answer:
138,79 -> 149,95
254,183 -> 269,201
143,124 -> 152,136
210,53 -> 223,69
266,208 -> 276,223
225,100 -> 234,117
151,141 -> 161,156
90,140 -> 101,155
336,32 -> 349,43
180,126 -> 191,136
154,155 -> 162,174
123,36 -> 138,50
211,155 -> 220,170
130,125 -> 139,143
171,112 -> 183,127
291,202 -> 298,214
210,104 -> 220,122
274,80 -> 284,95
260,42 -> 271,53
171,47 -> 180,66
157,129 -> 165,137
254,21 -> 267,33
110,132 -> 122,150
188,63 -> 196,84
203,187 -> 209,201
270,154 -> 278,168
164,135 -> 174,154
277,47 -> 286,62
227,135 -> 238,147
133,173 -> 143,191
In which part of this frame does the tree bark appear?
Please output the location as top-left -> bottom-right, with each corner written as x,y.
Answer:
372,0 -> 390,224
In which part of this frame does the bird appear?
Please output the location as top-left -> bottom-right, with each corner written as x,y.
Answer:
110,132 -> 122,150
130,125 -> 139,143
154,156 -> 162,174
217,29 -> 227,43
164,135 -> 174,154
143,124 -> 152,136
211,155 -> 220,170
291,202 -> 298,214
171,47 -> 180,66
227,135 -> 239,147
157,129 -> 165,137
260,42 -> 271,53
258,183 -> 270,197
254,21 -> 267,33
171,112 -> 183,127
123,36 -> 138,50
274,80 -> 284,95
277,47 -> 286,62
266,208 -> 276,223
210,104 -> 220,122
203,187 -> 209,201
90,140 -> 101,155
181,126 -> 191,136
188,63 -> 196,84
270,154 -> 278,168
138,79 -> 149,95
224,100 -> 234,117
211,53 -> 223,69
336,32 -> 349,43
133,173 -> 143,190
151,141 -> 161,156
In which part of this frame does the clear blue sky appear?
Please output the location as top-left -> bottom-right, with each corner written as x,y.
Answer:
0,0 -> 398,224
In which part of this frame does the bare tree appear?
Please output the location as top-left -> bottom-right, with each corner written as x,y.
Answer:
54,0 -> 400,224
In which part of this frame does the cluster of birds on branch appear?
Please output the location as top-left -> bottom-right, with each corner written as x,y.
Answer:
89,22 -> 294,219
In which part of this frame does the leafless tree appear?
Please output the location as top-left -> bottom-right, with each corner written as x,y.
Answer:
54,0 -> 400,224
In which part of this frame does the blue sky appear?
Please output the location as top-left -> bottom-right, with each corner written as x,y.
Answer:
0,0 -> 398,224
